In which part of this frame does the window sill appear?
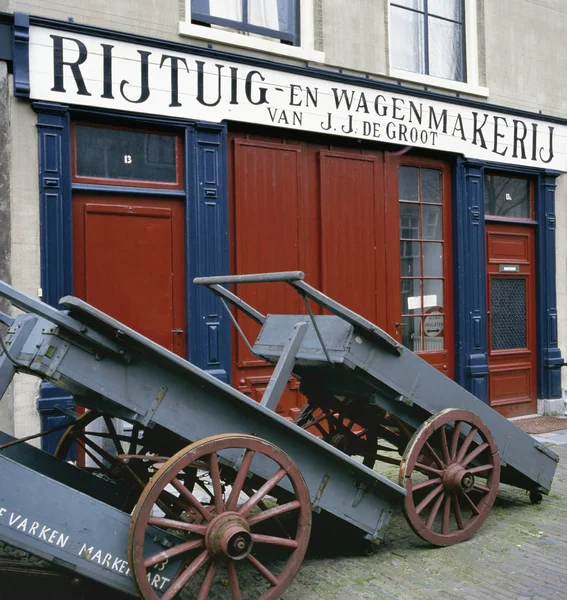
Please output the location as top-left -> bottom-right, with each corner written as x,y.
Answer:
178,22 -> 326,64
389,68 -> 489,98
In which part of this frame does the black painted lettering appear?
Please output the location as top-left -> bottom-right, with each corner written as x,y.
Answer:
472,112 -> 489,149
493,116 -> 508,156
101,44 -> 114,99
356,92 -> 369,113
289,84 -> 303,106
429,107 -> 448,133
120,50 -> 151,104
452,114 -> 466,141
229,66 -> 239,104
374,94 -> 388,117
392,97 -> 406,121
196,61 -> 224,107
512,119 -> 528,159
539,126 -> 555,164
50,35 -> 92,96
408,101 -> 423,125
160,55 -> 189,107
332,88 -> 355,110
306,86 -> 318,107
245,71 -> 268,105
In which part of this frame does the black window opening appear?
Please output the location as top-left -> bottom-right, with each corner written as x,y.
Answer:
390,0 -> 466,82
192,0 -> 299,45
484,174 -> 532,220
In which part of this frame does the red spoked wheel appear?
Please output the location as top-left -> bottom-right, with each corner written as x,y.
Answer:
399,409 -> 500,546
128,434 -> 311,600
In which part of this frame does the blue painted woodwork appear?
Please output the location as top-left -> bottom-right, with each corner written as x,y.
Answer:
12,12 -> 29,96
453,159 -> 489,402
186,124 -> 231,383
34,102 -> 76,451
536,172 -> 563,399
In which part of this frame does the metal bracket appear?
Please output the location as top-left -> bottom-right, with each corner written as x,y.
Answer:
142,385 -> 168,426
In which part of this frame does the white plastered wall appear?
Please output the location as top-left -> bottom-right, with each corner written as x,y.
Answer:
9,81 -> 41,441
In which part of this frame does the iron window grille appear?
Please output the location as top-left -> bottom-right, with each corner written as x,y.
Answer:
390,0 -> 466,82
192,0 -> 300,46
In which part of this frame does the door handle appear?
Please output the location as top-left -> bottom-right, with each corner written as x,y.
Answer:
171,329 -> 184,334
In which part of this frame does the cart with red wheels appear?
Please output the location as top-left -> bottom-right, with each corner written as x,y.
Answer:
0,271 -> 559,600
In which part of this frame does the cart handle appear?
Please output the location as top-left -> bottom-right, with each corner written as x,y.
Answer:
193,271 -> 304,286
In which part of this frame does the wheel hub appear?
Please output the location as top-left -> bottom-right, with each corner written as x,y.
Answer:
443,463 -> 475,493
205,512 -> 253,560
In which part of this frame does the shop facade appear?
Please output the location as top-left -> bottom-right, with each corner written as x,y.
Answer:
0,5 -> 566,444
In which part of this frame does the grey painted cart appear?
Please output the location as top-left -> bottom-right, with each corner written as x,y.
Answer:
0,272 -> 559,599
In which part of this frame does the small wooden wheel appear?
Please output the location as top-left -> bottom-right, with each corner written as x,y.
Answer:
399,409 -> 500,546
128,434 -> 311,600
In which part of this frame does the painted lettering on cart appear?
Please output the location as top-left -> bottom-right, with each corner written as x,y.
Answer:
25,26 -> 566,170
78,543 -> 171,591
0,507 -> 70,548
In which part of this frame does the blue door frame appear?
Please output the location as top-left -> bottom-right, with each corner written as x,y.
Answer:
453,158 -> 563,403
35,101 -> 231,450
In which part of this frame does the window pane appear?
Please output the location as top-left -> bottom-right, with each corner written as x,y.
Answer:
402,316 -> 422,350
428,0 -> 463,21
400,203 -> 420,239
423,242 -> 443,277
422,205 -> 442,240
75,126 -> 178,183
491,278 -> 526,350
401,279 -> 422,314
399,166 -> 419,201
401,241 -> 421,276
424,279 -> 444,310
422,168 -> 442,203
392,0 -> 424,9
391,6 -> 426,74
204,0 -> 242,20
484,174 -> 531,218
248,0 -> 295,34
428,16 -> 464,81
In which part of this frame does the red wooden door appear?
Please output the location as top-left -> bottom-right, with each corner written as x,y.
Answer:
486,223 -> 536,417
73,194 -> 186,357
385,156 -> 454,377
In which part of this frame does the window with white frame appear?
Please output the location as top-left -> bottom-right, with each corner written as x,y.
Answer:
192,0 -> 299,45
390,0 -> 465,82
180,0 -> 324,62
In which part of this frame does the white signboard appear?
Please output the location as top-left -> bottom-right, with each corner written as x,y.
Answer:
27,26 -> 567,171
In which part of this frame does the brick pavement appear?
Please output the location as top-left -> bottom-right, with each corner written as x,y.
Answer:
284,436 -> 567,600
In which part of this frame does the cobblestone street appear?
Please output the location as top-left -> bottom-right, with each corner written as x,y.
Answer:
285,434 -> 567,600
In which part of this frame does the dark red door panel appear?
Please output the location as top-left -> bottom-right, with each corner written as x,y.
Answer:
73,195 -> 186,357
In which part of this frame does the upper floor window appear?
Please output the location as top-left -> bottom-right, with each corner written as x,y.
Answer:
390,0 -> 465,82
180,0 -> 324,62
192,0 -> 299,45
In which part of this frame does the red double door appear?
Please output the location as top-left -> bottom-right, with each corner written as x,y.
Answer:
228,132 -> 454,418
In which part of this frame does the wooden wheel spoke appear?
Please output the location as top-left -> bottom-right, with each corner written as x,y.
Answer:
425,491 -> 446,529
414,461 -> 443,476
171,477 -> 213,522
450,421 -> 462,460
439,426 -> 450,465
76,439 -> 108,470
453,495 -> 465,529
144,538 -> 204,569
196,561 -> 218,600
461,442 -> 490,468
247,500 -> 301,526
411,477 -> 442,492
247,553 -> 279,587
239,468 -> 287,517
209,452 -> 225,514
415,484 -> 444,515
228,561 -> 242,600
148,516 -> 207,535
456,427 -> 478,463
424,441 -> 445,469
226,450 -> 255,511
102,416 -> 123,455
467,464 -> 494,475
161,550 -> 209,600
128,423 -> 141,454
441,494 -> 451,535
251,533 -> 299,548
80,434 -> 117,465
461,492 -> 481,515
